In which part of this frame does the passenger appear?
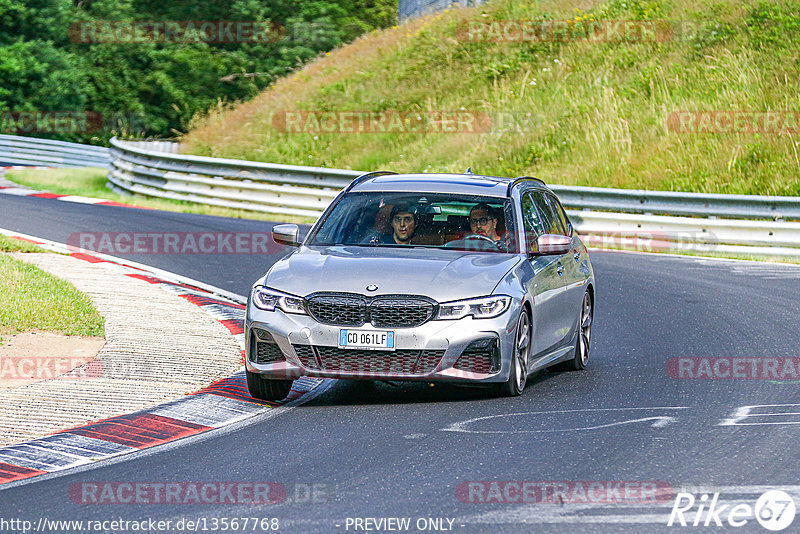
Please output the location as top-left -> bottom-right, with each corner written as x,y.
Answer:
468,203 -> 505,247
363,203 -> 417,245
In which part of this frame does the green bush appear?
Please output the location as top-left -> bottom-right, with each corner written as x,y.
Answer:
0,0 -> 398,144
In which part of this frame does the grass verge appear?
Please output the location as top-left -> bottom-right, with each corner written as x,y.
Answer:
0,234 -> 46,253
5,167 -> 317,224
183,0 -> 800,197
0,238 -> 105,342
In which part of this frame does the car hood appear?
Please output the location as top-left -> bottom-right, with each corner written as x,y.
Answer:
263,246 -> 521,301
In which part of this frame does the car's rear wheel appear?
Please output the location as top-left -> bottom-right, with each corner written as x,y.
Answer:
496,310 -> 530,397
246,370 -> 293,401
553,290 -> 593,372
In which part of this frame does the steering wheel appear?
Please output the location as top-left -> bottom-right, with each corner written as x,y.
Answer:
444,234 -> 502,251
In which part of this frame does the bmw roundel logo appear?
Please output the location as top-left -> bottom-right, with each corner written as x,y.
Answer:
366,284 -> 379,292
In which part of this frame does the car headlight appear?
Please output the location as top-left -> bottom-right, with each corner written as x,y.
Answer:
435,295 -> 512,320
252,286 -> 306,314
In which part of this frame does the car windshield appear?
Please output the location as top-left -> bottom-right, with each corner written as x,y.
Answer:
308,192 -> 518,253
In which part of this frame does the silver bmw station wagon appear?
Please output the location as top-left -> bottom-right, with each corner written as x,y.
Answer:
245,171 -> 595,399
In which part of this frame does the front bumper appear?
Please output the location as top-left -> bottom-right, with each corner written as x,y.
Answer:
245,303 -> 520,384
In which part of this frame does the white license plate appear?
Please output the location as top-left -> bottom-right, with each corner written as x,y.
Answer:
338,329 -> 395,350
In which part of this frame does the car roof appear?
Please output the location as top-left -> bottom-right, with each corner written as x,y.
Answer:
349,172 -> 547,197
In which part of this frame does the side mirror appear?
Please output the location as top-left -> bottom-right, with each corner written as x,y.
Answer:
534,234 -> 571,255
272,224 -> 301,247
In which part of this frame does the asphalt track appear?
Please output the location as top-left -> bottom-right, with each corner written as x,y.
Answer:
1,193 -> 800,533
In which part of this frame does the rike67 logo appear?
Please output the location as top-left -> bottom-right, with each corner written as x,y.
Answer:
668,490 -> 796,531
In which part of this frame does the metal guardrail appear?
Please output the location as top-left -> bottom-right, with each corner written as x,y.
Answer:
109,137 -> 800,221
0,134 -> 110,168
0,135 -> 794,258
107,136 -> 800,258
551,185 -> 800,221
108,138 -> 357,218
569,211 -> 800,258
123,139 -> 183,154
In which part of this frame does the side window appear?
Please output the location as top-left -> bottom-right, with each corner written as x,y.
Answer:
531,192 -> 559,235
501,200 -> 519,253
521,193 -> 545,252
547,194 -> 571,236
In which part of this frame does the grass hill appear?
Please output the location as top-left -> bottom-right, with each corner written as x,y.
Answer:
181,0 -> 800,196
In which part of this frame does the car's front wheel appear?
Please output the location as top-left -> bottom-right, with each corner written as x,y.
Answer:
246,370 -> 293,401
553,290 -> 593,372
496,310 -> 531,397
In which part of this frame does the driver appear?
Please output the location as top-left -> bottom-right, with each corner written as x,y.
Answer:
363,202 -> 417,245
468,203 -> 504,244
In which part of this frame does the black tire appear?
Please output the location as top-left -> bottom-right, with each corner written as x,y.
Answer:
246,370 -> 293,401
495,310 -> 531,397
552,290 -> 593,372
